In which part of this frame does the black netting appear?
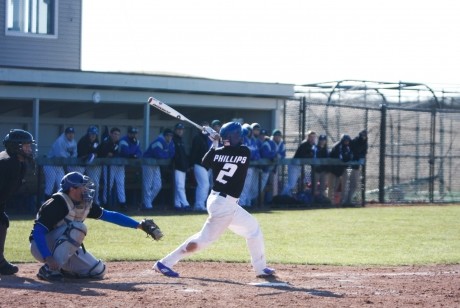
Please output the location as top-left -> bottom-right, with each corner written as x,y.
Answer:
435,112 -> 460,202
384,109 -> 432,202
277,98 -> 460,205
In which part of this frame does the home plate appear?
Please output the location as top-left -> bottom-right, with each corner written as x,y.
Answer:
181,288 -> 203,293
248,282 -> 291,287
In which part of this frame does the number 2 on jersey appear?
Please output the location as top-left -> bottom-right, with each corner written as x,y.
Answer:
216,163 -> 237,184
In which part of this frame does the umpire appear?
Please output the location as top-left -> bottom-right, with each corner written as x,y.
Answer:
0,129 -> 36,275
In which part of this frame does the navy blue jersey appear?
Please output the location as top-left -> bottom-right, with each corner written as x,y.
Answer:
0,151 -> 26,211
202,145 -> 250,198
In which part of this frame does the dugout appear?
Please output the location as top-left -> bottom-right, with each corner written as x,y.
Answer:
0,67 -> 293,213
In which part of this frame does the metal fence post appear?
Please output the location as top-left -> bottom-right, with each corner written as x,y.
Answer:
429,106 -> 436,202
379,104 -> 387,203
298,97 -> 307,195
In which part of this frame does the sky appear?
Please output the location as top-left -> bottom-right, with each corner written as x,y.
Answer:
81,0 -> 460,88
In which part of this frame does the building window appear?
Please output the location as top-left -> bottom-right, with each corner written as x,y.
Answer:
6,0 -> 57,37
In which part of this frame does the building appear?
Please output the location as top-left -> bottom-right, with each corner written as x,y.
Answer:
1,0 -> 294,154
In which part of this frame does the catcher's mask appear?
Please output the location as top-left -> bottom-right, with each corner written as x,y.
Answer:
3,129 -> 37,160
60,172 -> 95,208
220,122 -> 243,147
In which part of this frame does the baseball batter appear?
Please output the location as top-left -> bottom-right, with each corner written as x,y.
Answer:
153,122 -> 275,278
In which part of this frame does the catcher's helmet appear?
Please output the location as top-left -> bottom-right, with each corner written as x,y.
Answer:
60,172 -> 95,192
3,129 -> 36,158
220,122 -> 243,146
60,172 -> 95,207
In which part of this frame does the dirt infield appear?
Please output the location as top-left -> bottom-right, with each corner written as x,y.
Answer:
0,262 -> 458,307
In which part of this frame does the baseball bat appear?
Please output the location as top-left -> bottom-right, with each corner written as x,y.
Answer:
148,97 -> 204,130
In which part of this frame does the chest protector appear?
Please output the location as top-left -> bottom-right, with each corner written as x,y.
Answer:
56,192 -> 92,223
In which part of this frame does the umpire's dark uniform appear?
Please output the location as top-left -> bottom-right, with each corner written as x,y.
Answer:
0,151 -> 26,272
0,129 -> 35,275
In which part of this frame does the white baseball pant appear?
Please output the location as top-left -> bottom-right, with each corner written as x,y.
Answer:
174,170 -> 190,208
193,164 -> 211,209
159,190 -> 268,275
281,164 -> 301,196
239,167 -> 255,206
85,165 -> 102,205
102,165 -> 126,204
282,165 -> 312,196
43,165 -> 65,196
142,165 -> 162,209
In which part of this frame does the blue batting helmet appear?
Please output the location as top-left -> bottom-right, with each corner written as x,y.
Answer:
220,122 -> 243,146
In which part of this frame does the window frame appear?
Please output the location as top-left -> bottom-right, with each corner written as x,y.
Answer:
5,0 -> 58,39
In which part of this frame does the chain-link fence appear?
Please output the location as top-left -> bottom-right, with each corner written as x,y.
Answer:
6,92 -> 460,214
275,96 -> 460,205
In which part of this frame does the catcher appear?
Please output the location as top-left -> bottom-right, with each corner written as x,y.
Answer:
30,171 -> 163,281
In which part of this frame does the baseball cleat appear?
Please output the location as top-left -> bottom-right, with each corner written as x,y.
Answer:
256,267 -> 276,278
37,264 -> 63,282
153,261 -> 179,277
0,260 -> 18,275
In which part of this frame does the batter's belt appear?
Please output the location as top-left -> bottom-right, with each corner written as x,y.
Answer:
210,190 -> 238,202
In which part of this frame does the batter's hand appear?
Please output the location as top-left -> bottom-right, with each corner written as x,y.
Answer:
202,126 -> 219,139
45,256 -> 60,271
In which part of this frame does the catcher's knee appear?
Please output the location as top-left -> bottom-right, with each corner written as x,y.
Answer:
186,241 -> 198,252
53,222 -> 87,266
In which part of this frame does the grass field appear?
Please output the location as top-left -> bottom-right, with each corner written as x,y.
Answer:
5,205 -> 460,266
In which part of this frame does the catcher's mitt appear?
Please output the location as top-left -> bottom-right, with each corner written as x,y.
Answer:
140,219 -> 163,241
